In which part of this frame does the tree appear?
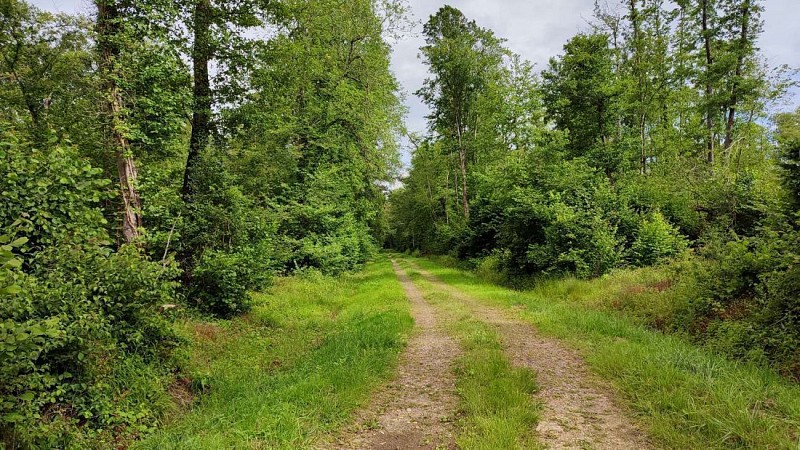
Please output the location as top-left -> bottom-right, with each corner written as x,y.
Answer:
182,0 -> 268,203
417,6 -> 507,219
621,0 -> 673,174
776,108 -> 800,209
175,0 -> 405,275
182,0 -> 212,202
95,0 -> 142,244
542,33 -> 624,176
721,0 -> 762,152
701,0 -> 717,162
676,0 -> 765,163
0,1 -> 91,145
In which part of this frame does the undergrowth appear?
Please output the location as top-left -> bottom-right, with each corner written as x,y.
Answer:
137,259 -> 412,449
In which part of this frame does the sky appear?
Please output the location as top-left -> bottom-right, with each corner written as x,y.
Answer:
31,0 -> 800,165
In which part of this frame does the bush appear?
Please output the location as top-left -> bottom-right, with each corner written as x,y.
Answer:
0,139 -> 111,255
180,148 -> 280,317
0,234 -> 64,438
674,235 -> 772,323
281,207 -> 378,274
474,251 -> 508,285
1,240 -> 181,447
663,226 -> 800,379
0,134 -> 182,447
189,246 -> 273,318
629,211 -> 687,267
525,202 -> 622,278
756,228 -> 800,378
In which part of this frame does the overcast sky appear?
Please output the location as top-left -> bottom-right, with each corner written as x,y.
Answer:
31,0 -> 800,164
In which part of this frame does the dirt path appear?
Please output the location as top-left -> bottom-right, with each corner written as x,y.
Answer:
403,260 -> 652,450
324,260 -> 460,450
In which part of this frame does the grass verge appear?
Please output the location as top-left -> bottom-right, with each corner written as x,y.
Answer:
136,259 -> 412,449
400,255 -> 800,449
401,265 -> 541,449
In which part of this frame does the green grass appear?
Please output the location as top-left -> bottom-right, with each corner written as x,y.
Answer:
402,266 -> 542,449
136,259 -> 413,449
399,255 -> 800,450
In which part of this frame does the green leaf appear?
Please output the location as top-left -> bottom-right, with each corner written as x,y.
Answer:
10,237 -> 28,247
2,413 -> 24,423
3,285 -> 21,295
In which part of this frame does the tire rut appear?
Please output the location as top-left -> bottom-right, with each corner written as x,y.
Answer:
404,260 -> 652,450
323,260 -> 460,450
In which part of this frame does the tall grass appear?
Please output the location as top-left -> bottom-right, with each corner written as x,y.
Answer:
137,259 -> 412,449
404,256 -> 800,449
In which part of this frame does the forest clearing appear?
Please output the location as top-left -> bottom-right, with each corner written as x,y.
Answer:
2,0 -> 800,448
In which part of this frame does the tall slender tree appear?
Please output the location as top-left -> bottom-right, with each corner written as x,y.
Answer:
701,0 -> 717,163
183,0 -> 212,202
542,33 -> 622,176
95,0 -> 142,244
722,0 -> 761,152
417,6 -> 506,219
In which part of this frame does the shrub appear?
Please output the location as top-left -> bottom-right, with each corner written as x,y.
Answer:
526,202 -> 623,278
676,235 -> 772,322
0,234 -> 64,437
630,211 -> 687,267
474,251 -> 508,285
757,231 -> 800,378
190,250 -> 253,318
1,239 -> 181,447
189,245 -> 274,318
663,227 -> 800,378
0,139 -> 111,255
180,148 -> 280,317
0,134 -> 182,446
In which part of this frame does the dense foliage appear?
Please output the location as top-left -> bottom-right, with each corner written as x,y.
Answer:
0,0 -> 403,445
387,2 -> 800,379
0,130 -> 180,447
1,0 -> 799,445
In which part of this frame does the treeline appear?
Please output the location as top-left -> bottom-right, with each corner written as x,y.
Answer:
386,2 -> 800,378
0,0 -> 403,446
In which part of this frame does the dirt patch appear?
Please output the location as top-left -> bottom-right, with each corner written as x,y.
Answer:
622,285 -> 648,296
192,322 -> 224,341
168,377 -> 195,410
323,261 -> 460,450
648,279 -> 672,293
407,261 -> 653,450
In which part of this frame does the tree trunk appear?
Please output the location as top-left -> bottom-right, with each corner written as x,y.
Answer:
443,168 -> 450,225
96,0 -> 142,245
723,0 -> 751,152
183,0 -> 213,202
455,120 -> 469,219
640,114 -> 647,174
452,155 -> 459,218
628,0 -> 647,175
701,0 -> 715,165
459,147 -> 469,219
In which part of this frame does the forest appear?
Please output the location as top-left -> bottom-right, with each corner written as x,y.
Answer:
1,0 -> 799,448
389,0 -> 800,377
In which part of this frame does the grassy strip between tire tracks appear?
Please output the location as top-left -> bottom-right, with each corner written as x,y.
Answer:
398,260 -> 542,449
